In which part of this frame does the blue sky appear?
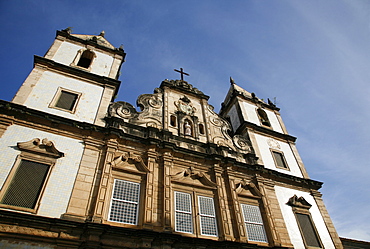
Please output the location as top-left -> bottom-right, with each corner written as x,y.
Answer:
1,0 -> 370,241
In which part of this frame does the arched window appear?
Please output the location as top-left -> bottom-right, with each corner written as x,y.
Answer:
77,50 -> 95,69
257,108 -> 271,127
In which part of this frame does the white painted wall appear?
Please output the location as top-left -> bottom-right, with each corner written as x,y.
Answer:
52,41 -> 114,77
0,125 -> 84,218
254,134 -> 303,177
23,71 -> 103,123
274,186 -> 335,249
240,101 -> 284,133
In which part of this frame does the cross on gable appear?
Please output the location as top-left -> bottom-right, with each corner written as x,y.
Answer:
174,68 -> 189,81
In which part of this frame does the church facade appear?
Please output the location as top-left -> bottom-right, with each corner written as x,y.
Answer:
0,29 -> 343,248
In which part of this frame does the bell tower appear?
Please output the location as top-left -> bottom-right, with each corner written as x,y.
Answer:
12,28 -> 126,126
219,79 -> 309,178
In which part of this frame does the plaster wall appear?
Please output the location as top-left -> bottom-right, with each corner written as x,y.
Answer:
241,101 -> 283,133
0,125 -> 84,218
23,71 -> 103,123
254,134 -> 303,177
274,186 -> 335,249
52,41 -> 114,77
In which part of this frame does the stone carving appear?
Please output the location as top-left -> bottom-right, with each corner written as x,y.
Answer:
171,167 -> 217,188
108,88 -> 163,129
17,138 -> 64,158
161,79 -> 205,96
175,96 -> 196,116
235,180 -> 262,197
287,195 -> 312,209
110,152 -> 149,173
233,135 -> 251,153
267,138 -> 281,150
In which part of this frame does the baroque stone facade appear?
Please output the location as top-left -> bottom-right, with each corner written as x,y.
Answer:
0,29 -> 345,248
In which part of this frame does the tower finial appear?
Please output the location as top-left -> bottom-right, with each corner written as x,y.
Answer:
230,76 -> 235,85
99,31 -> 105,37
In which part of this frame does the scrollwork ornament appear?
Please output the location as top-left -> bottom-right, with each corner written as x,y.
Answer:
267,138 -> 280,150
233,135 -> 251,152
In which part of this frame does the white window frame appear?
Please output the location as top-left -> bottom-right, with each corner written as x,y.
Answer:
108,179 -> 140,225
49,87 -> 81,113
198,195 -> 218,237
241,203 -> 268,243
174,191 -> 193,234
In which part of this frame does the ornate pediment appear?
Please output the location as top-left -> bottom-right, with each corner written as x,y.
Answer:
235,180 -> 262,198
287,195 -> 312,209
110,152 -> 149,173
171,167 -> 217,188
17,138 -> 64,158
107,88 -> 163,129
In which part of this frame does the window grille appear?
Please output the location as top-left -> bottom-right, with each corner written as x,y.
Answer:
55,90 -> 78,111
296,213 -> 321,247
241,204 -> 268,243
174,192 -> 193,233
1,160 -> 49,209
198,196 -> 217,236
108,179 -> 140,225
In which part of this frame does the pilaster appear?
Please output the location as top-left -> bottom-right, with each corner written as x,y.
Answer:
213,163 -> 233,241
143,145 -> 158,229
62,137 -> 104,222
256,177 -> 293,247
311,190 -> 343,249
162,150 -> 173,231
90,138 -> 118,223
0,115 -> 13,138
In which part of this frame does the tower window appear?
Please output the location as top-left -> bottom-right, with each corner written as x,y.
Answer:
77,50 -> 95,69
50,88 -> 81,113
271,151 -> 289,169
257,108 -> 271,127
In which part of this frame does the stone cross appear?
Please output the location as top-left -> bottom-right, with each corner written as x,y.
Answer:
174,68 -> 189,81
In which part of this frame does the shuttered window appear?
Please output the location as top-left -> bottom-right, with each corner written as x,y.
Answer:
198,196 -> 217,236
241,204 -> 268,243
108,179 -> 140,225
1,160 -> 50,209
175,192 -> 193,233
55,90 -> 78,111
296,213 -> 321,247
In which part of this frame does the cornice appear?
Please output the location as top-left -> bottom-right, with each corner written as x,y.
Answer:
236,120 -> 297,143
56,30 -> 126,58
160,79 -> 210,100
34,56 -> 121,95
0,100 -> 321,190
